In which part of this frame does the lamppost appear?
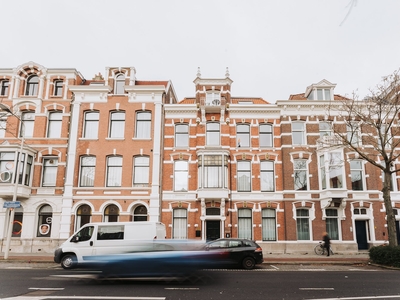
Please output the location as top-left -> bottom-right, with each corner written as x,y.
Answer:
0,103 -> 24,260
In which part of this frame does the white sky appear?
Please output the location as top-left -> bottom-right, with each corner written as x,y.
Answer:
1,0 -> 400,102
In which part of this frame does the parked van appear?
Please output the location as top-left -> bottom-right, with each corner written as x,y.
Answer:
54,222 -> 166,269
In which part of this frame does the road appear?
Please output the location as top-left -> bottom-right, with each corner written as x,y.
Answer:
0,262 -> 399,300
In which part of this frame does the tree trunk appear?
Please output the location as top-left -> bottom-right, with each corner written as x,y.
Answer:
383,170 -> 398,247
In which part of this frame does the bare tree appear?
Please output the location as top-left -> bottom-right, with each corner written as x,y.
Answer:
325,70 -> 400,247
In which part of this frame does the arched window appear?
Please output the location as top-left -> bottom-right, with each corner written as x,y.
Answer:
25,75 -> 39,96
37,205 -> 52,237
76,204 -> 91,229
104,204 -> 119,222
114,73 -> 125,94
133,205 -> 147,221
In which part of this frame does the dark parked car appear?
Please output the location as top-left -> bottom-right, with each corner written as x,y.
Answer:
205,238 -> 263,269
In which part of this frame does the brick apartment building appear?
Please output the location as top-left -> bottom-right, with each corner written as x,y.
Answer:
0,62 -> 398,254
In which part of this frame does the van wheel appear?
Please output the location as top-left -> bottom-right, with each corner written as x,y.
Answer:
61,254 -> 77,269
242,257 -> 255,270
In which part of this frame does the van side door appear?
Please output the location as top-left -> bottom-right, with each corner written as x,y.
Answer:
70,225 -> 96,260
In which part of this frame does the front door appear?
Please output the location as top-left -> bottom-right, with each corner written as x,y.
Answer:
396,221 -> 400,245
206,220 -> 220,241
355,220 -> 368,250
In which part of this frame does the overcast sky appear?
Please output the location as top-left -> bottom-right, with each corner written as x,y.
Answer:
1,0 -> 400,102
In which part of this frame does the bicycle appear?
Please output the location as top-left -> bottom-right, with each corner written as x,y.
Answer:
314,241 -> 334,256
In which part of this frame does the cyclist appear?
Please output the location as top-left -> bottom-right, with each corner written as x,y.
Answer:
322,232 -> 331,257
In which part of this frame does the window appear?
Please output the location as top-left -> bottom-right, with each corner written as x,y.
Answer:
133,205 -> 147,221
238,208 -> 252,239
53,80 -> 63,96
175,124 -> 189,147
328,152 -> 343,189
0,80 -> 9,96
319,122 -> 332,138
37,205 -> 52,237
106,156 -> 122,187
83,111 -> 99,139
21,111 -> 35,138
262,209 -> 276,241
104,205 -> 119,222
173,209 -> 187,239
114,73 -> 125,94
0,117 -> 6,138
24,154 -> 33,186
79,156 -> 96,187
379,124 -> 392,149
326,209 -> 339,240
133,156 -> 149,186
294,159 -> 307,191
25,75 -> 39,96
354,208 -> 367,215
259,124 -> 273,147
350,160 -> 364,191
237,124 -> 250,147
320,155 -> 326,190
135,111 -> 151,138
308,88 -> 331,100
296,209 -> 310,240
12,207 -> 23,237
206,91 -> 220,106
292,122 -> 305,145
260,161 -> 274,192
347,122 -> 360,147
76,204 -> 91,229
109,111 -> 125,138
237,161 -> 251,192
0,152 -> 15,183
42,158 -> 58,187
97,225 -> 124,240
174,160 -> 188,191
206,122 -> 220,146
47,111 -> 62,138
198,155 -> 228,189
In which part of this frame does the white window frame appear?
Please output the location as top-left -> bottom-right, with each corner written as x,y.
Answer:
292,122 -> 305,145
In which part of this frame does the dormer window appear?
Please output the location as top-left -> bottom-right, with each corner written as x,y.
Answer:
305,80 -> 336,101
206,91 -> 220,106
114,73 -> 125,94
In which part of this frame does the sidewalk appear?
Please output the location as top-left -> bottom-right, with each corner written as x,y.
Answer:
0,251 -> 370,264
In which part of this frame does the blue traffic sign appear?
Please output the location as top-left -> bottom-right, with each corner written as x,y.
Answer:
3,201 -> 21,208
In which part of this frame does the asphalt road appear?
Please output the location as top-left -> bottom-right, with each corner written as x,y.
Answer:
0,263 -> 399,300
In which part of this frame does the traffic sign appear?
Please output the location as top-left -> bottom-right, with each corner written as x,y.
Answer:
3,201 -> 21,208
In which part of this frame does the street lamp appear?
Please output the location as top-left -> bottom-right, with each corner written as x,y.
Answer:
0,103 -> 24,260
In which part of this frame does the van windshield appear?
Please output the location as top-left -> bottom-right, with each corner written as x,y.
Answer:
74,226 -> 94,242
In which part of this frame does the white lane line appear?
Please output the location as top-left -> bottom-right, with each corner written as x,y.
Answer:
6,267 -> 33,269
307,295 -> 400,300
4,297 -> 166,300
348,269 -> 377,271
300,288 -> 334,291
165,288 -> 199,290
270,265 -> 279,270
29,287 -> 65,291
299,269 -> 326,271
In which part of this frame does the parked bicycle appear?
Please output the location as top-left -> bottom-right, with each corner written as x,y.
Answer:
314,241 -> 334,256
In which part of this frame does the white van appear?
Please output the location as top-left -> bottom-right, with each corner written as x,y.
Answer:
54,222 -> 166,269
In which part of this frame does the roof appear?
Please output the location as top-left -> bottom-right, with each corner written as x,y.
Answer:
288,93 -> 350,101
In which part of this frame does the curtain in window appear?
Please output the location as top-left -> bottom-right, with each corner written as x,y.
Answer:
110,112 -> 125,138
174,160 -> 188,191
260,161 -> 274,191
237,161 -> 251,192
238,209 -> 252,239
84,112 -> 99,139
133,156 -> 149,185
136,112 -> 151,138
42,158 -> 58,187
262,209 -> 276,241
173,209 -> 187,239
326,209 -> 339,240
107,156 -> 122,187
80,156 -> 96,187
296,209 -> 310,240
48,112 -> 62,138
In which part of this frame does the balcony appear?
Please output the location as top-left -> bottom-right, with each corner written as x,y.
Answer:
0,184 -> 31,199
317,135 -> 343,150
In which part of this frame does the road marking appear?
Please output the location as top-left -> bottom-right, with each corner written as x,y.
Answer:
300,288 -> 334,290
307,295 -> 400,300
348,268 -> 377,271
29,288 -> 65,291
6,267 -> 33,269
2,297 -> 166,300
299,269 -> 326,271
270,265 -> 279,270
165,288 -> 199,290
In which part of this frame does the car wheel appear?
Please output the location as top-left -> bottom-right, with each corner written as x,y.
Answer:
61,254 -> 77,269
242,257 -> 255,270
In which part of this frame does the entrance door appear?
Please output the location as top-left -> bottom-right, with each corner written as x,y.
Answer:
206,220 -> 220,241
355,220 -> 368,250
396,221 -> 400,245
